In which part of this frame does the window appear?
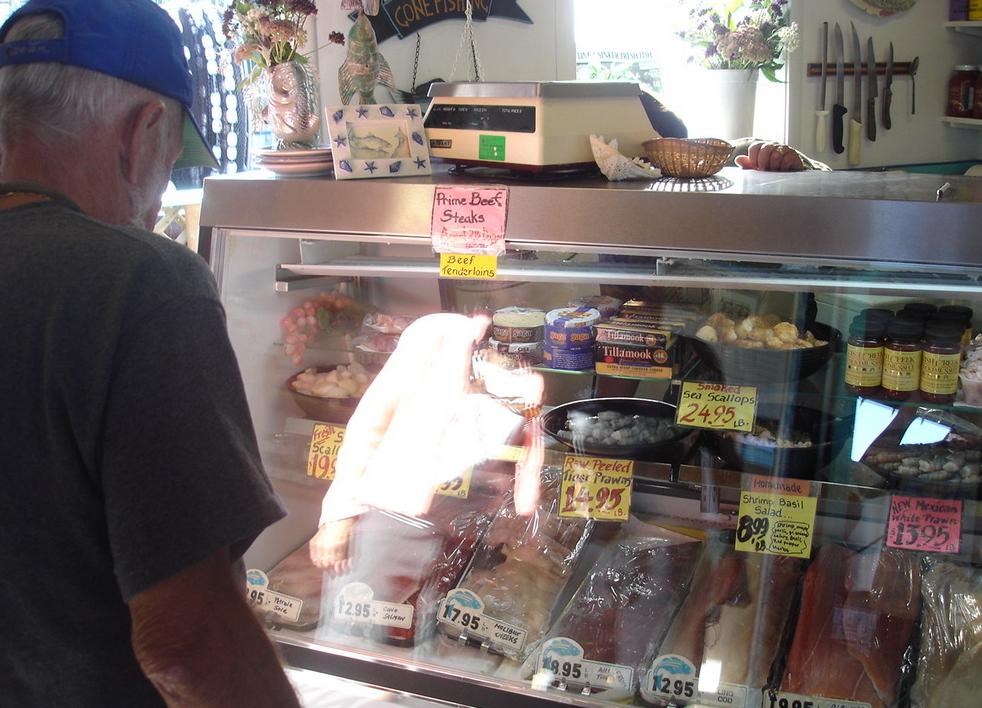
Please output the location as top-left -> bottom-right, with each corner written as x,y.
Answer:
0,1 -> 250,186
574,0 -> 787,143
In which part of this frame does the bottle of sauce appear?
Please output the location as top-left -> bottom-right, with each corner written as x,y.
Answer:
947,66 -> 978,118
860,308 -> 893,323
882,317 -> 923,401
900,303 -> 937,320
845,316 -> 886,396
920,323 -> 963,404
937,304 -> 974,350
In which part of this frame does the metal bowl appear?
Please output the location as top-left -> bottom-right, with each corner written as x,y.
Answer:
541,397 -> 697,463
708,406 -> 853,478
688,323 -> 840,385
286,366 -> 365,423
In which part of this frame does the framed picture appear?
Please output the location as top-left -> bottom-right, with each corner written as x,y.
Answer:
326,104 -> 432,180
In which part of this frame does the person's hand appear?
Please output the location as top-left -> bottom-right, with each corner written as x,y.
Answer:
309,518 -> 356,575
735,141 -> 804,172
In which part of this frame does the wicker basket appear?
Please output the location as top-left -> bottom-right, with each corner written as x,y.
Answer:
642,137 -> 733,178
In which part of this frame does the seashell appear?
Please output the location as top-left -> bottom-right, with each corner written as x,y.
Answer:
389,161 -> 402,173
339,159 -> 353,173
379,105 -> 395,117
412,131 -> 424,146
333,109 -> 345,123
590,134 -> 661,182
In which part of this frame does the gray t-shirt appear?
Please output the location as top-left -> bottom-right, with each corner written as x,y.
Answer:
0,183 -> 286,706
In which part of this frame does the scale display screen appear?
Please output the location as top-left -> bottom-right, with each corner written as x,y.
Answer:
425,104 -> 536,133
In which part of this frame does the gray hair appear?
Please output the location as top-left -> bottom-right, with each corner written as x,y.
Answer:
0,12 -> 182,150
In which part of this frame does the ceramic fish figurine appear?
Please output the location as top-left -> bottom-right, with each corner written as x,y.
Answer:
590,134 -> 661,181
338,9 -> 396,105
268,62 -> 321,148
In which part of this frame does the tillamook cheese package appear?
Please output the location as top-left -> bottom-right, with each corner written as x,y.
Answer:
593,322 -> 676,379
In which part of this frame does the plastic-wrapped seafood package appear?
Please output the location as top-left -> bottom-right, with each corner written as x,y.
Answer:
437,468 -> 593,660
911,557 -> 982,708
250,542 -> 326,631
522,526 -> 703,701
780,544 -> 920,708
639,536 -> 802,706
322,487 -> 504,646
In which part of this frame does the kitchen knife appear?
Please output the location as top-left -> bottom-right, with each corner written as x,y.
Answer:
816,22 -> 829,153
883,42 -> 893,129
866,37 -> 877,142
832,23 -> 846,154
848,22 -> 862,166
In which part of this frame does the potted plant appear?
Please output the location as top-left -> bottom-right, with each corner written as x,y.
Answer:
677,0 -> 799,138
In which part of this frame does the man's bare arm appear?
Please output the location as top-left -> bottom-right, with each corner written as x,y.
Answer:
129,548 -> 301,707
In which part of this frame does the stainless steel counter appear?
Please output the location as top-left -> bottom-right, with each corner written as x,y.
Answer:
201,167 -> 982,269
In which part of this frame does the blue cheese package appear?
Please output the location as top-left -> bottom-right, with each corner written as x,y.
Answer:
544,344 -> 595,371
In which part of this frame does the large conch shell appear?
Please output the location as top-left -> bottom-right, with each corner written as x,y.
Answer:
590,134 -> 661,181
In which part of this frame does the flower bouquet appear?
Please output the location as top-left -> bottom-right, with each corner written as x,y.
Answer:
223,1 -> 322,147
678,0 -> 799,82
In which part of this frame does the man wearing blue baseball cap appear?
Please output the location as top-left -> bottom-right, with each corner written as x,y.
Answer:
0,1 -> 301,705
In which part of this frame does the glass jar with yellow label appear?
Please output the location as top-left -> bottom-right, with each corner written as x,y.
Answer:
920,323 -> 962,404
882,317 -> 923,401
845,316 -> 885,396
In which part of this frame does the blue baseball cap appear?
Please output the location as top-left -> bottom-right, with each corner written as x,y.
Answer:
0,0 -> 219,170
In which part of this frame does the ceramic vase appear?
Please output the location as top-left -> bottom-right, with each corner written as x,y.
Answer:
267,60 -> 321,149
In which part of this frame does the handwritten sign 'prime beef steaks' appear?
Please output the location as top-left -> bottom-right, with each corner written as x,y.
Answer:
431,186 -> 509,256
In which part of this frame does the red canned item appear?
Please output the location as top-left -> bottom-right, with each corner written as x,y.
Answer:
947,65 -> 978,118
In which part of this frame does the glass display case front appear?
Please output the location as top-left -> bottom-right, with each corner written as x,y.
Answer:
200,169 -> 982,708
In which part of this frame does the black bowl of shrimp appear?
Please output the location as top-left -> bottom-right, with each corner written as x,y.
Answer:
541,397 -> 697,463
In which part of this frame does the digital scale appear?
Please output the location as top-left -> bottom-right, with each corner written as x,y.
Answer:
423,81 -> 655,172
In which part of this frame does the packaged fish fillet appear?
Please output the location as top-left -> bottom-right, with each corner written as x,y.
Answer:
779,544 -> 920,708
640,535 -> 802,707
911,557 -> 982,708
523,525 -> 703,701
249,542 -> 325,631
323,483 -> 505,647
437,468 -> 593,660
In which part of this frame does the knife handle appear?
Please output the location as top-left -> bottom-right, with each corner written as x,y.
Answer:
866,98 -> 876,142
815,109 -> 829,153
883,86 -> 892,130
848,119 -> 862,166
832,104 -> 847,154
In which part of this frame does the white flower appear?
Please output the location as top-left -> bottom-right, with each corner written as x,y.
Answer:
776,23 -> 800,55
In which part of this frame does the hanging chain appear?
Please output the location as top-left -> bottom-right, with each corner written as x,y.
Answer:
411,33 -> 421,93
449,0 -> 483,82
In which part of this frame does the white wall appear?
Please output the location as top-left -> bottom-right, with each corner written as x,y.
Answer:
788,1 -> 982,168
306,2 -> 979,167
313,1 -> 575,110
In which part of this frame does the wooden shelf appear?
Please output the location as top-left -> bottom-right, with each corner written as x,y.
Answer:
941,116 -> 982,130
944,20 -> 982,37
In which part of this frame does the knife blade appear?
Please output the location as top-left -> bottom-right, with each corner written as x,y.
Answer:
832,23 -> 846,154
866,37 -> 877,142
816,21 -> 829,153
848,22 -> 862,166
883,42 -> 893,129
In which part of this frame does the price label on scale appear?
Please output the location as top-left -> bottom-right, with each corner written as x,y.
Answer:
306,423 -> 344,480
886,495 -> 962,554
675,381 -> 757,432
559,455 -> 633,522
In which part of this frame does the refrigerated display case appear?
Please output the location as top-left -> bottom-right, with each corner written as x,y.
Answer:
199,167 -> 982,708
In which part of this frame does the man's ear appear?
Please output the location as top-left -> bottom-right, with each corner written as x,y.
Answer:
119,100 -> 169,187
